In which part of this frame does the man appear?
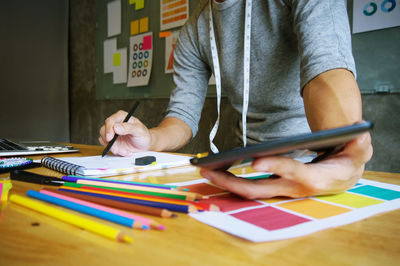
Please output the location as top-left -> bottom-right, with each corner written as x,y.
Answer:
99,0 -> 373,199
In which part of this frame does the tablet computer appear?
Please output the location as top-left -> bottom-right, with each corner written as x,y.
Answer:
190,121 -> 373,170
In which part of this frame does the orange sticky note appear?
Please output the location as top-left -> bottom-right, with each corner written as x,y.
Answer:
159,31 -> 171,38
139,17 -> 148,33
130,20 -> 139,35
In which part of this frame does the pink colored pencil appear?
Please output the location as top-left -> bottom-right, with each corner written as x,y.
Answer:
40,189 -> 165,230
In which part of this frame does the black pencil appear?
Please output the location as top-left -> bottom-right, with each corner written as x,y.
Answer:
101,101 -> 140,157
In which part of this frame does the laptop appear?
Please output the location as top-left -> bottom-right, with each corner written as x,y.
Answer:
0,138 -> 79,157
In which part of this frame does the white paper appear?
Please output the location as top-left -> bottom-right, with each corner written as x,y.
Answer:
353,0 -> 400,33
50,151 -> 191,177
107,0 -> 121,37
103,38 -> 117,73
112,48 -> 127,84
103,38 -> 127,84
170,176 -> 400,242
127,32 -> 153,87
165,31 -> 179,74
160,0 -> 189,31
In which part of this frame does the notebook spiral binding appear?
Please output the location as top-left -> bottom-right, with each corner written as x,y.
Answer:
41,157 -> 83,175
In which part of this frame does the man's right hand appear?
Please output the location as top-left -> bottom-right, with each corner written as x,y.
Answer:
99,110 -> 152,157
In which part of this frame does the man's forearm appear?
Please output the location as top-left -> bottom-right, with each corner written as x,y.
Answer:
149,117 -> 192,151
302,68 -> 362,132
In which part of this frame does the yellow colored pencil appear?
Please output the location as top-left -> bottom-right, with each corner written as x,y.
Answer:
9,194 -> 133,243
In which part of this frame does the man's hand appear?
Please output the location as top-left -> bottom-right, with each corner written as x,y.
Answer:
200,132 -> 373,199
99,110 -> 152,156
99,113 -> 192,156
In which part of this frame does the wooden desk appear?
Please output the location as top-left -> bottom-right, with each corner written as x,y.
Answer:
0,144 -> 399,265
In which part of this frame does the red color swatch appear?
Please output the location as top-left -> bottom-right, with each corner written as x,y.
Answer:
231,206 -> 310,230
199,193 -> 263,212
183,183 -> 226,196
142,35 -> 152,50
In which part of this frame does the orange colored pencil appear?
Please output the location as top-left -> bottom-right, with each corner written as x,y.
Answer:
76,179 -> 206,201
60,185 -> 219,211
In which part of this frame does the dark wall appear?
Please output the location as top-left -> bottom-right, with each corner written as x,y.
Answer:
0,0 -> 69,142
69,0 -> 400,173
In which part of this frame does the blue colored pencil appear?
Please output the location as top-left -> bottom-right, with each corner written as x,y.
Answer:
63,176 -> 188,191
26,190 -> 148,229
58,188 -> 198,213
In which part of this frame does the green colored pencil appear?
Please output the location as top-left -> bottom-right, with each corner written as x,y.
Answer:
63,182 -> 190,200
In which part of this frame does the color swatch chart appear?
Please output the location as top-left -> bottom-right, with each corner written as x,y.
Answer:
170,175 -> 400,242
127,32 -> 153,87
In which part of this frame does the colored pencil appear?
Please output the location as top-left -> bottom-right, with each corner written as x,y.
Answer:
9,194 -> 133,243
75,180 -> 205,200
58,187 -> 198,213
69,185 -> 219,212
41,189 -> 165,230
26,190 -> 148,230
48,188 -> 176,218
63,175 -> 188,191
62,185 -> 198,208
63,182 -> 192,201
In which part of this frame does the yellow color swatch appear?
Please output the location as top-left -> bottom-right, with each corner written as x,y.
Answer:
278,199 -> 350,219
130,20 -> 139,35
139,17 -> 149,33
315,192 -> 384,208
113,52 -> 121,66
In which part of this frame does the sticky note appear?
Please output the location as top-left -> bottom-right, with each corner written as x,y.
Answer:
159,31 -> 171,38
130,20 -> 139,35
113,52 -> 121,66
134,0 -> 144,10
142,35 -> 152,50
129,0 -> 144,10
139,17 -> 149,33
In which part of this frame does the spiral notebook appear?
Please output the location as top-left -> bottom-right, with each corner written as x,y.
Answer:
41,151 -> 192,177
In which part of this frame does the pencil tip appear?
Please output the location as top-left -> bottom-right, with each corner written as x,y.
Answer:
158,225 -> 166,230
123,235 -> 134,243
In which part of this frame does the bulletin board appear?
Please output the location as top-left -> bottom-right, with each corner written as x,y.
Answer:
348,0 -> 400,94
95,0 -> 216,99
95,0 -> 400,100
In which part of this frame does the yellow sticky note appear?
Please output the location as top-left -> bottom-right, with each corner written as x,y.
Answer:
139,17 -> 148,33
134,0 -> 144,10
129,0 -> 135,4
113,52 -> 121,66
130,20 -> 139,35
